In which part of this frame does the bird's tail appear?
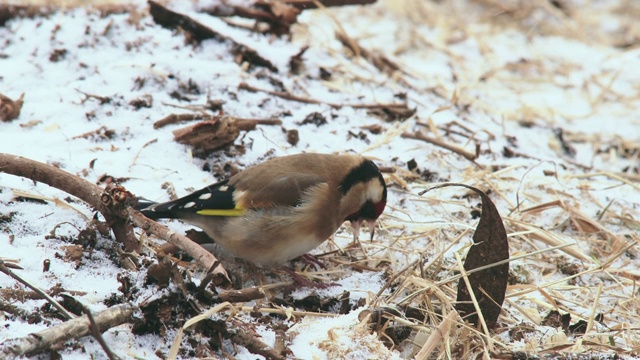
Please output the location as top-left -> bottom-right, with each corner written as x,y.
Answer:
133,197 -> 169,220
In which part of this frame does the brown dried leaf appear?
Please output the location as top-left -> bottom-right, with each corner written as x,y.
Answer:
0,93 -> 24,122
147,256 -> 172,287
420,183 -> 509,326
172,117 -> 240,153
268,2 -> 300,25
61,245 -> 84,268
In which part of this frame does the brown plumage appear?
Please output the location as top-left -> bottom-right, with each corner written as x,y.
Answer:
137,153 -> 387,265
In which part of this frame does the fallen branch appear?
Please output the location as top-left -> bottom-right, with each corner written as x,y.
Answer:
229,318 -> 286,360
0,153 -> 229,284
149,1 -> 277,71
0,303 -> 136,358
0,153 -> 138,252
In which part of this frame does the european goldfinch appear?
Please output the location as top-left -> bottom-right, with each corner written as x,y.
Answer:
136,153 -> 387,265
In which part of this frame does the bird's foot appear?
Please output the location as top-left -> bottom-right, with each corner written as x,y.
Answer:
279,266 -> 336,289
297,253 -> 326,270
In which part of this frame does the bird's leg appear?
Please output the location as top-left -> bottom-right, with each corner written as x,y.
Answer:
278,266 -> 334,289
350,220 -> 361,242
298,253 -> 325,269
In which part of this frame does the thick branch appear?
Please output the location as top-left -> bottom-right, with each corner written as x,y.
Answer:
0,153 -> 229,283
0,303 -> 136,357
0,153 -> 138,252
130,210 -> 229,284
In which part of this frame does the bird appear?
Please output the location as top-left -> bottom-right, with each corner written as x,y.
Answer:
136,153 -> 387,266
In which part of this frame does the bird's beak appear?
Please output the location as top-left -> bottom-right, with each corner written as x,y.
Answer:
368,220 -> 376,241
351,220 -> 378,242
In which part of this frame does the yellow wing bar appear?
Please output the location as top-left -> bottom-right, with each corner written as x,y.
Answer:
196,207 -> 245,216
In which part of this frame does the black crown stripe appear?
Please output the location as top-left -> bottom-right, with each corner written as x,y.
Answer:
339,160 -> 386,199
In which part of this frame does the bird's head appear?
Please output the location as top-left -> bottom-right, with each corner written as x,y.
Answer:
339,159 -> 387,240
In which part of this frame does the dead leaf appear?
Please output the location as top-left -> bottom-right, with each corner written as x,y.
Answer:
420,183 -> 509,326
172,117 -> 240,153
0,93 -> 24,122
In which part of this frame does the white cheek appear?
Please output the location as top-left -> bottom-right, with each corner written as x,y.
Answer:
365,181 -> 383,202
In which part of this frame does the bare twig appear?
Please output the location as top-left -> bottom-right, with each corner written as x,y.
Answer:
277,0 -> 377,9
155,113 -> 281,130
83,305 -> 122,360
0,287 -> 88,301
154,113 -> 207,129
0,260 -> 75,320
235,118 -> 283,130
71,125 -> 115,140
401,131 -> 480,164
336,31 -> 408,78
238,82 -> 409,111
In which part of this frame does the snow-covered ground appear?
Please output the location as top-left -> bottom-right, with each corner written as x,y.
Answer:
1,0 -> 639,358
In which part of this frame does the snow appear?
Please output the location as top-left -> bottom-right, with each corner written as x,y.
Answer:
1,0 -> 640,358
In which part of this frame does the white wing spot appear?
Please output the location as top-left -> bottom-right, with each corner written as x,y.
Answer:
219,185 -> 229,192
182,201 -> 196,209
199,193 -> 212,200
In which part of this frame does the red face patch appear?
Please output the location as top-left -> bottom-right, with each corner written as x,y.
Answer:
373,200 -> 386,219
345,200 -> 386,222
